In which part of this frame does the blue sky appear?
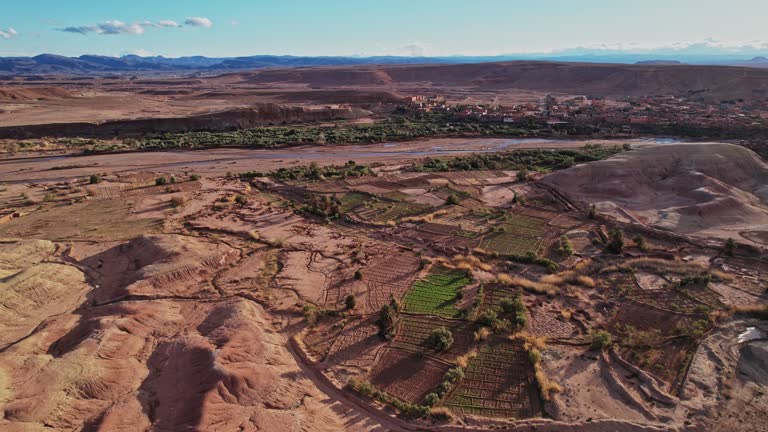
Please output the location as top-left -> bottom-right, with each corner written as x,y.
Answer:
2,0 -> 767,57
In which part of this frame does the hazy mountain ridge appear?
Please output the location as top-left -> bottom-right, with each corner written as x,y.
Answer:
2,53 -> 768,75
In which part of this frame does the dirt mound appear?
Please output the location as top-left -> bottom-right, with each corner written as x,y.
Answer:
542,143 -> 768,244
79,234 -> 239,303
0,87 -> 74,101
0,239 -> 90,347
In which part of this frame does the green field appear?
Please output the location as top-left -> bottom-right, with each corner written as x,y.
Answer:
479,232 -> 542,256
479,214 -> 546,255
339,192 -> 371,212
403,266 -> 471,318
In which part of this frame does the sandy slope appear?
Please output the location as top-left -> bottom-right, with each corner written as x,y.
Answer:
542,143 -> 768,245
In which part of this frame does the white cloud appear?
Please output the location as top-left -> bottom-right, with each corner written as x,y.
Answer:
130,48 -> 153,56
58,17 -> 212,35
231,20 -> 240,27
399,42 -> 430,57
0,28 -> 18,40
185,17 -> 213,28
158,20 -> 181,28
550,39 -> 768,56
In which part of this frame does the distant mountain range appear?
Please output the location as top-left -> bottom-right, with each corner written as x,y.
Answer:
1,53 -> 768,75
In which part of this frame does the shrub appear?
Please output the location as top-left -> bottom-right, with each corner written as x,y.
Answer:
500,293 -> 527,329
428,406 -> 455,421
590,330 -> 612,350
475,310 -> 499,327
89,174 -> 101,184
474,326 -> 491,342
558,235 -> 574,257
155,176 -> 167,186
354,269 -> 364,280
427,327 -> 454,351
378,298 -> 401,339
588,204 -> 597,219
633,235 -> 646,250
170,196 -> 186,207
444,366 -> 464,383
516,168 -> 529,181
189,174 -> 201,181
724,238 -> 736,256
446,193 -> 460,205
424,393 -> 440,407
235,194 -> 248,205
345,294 -> 356,310
606,227 -> 624,254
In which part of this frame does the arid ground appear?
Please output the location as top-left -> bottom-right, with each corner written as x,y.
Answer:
0,60 -> 767,431
0,135 -> 766,432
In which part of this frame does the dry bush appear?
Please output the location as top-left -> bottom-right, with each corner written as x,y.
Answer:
511,331 -> 548,351
455,262 -> 473,271
732,304 -> 768,319
534,364 -> 563,401
455,349 -> 478,368
452,254 -> 491,272
711,270 -> 735,282
170,196 -> 186,207
576,275 -> 596,287
560,308 -> 573,320
473,327 -> 491,342
498,274 -> 558,296
621,257 -> 707,275
428,406 -> 456,421
400,209 -> 448,223
472,247 -> 489,255
542,271 -> 595,288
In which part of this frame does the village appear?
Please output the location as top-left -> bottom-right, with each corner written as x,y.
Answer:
407,92 -> 768,133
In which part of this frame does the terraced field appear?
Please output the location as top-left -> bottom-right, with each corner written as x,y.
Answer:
479,283 -> 522,314
338,191 -> 371,212
390,315 -> 475,362
403,266 -> 471,318
352,201 -> 431,223
479,231 -> 542,256
443,339 -> 542,418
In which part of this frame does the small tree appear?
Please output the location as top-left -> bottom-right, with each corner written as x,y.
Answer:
89,174 -> 101,184
378,298 -> 401,339
425,393 -> 440,407
427,327 -> 454,351
590,330 -> 612,350
633,235 -> 646,250
606,227 -> 624,254
345,294 -> 356,310
724,238 -> 736,256
516,168 -> 529,182
155,176 -> 167,186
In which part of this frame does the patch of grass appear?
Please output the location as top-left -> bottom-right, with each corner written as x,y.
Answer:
403,266 -> 472,318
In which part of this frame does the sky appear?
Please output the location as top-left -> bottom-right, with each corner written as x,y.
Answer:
2,0 -> 768,58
